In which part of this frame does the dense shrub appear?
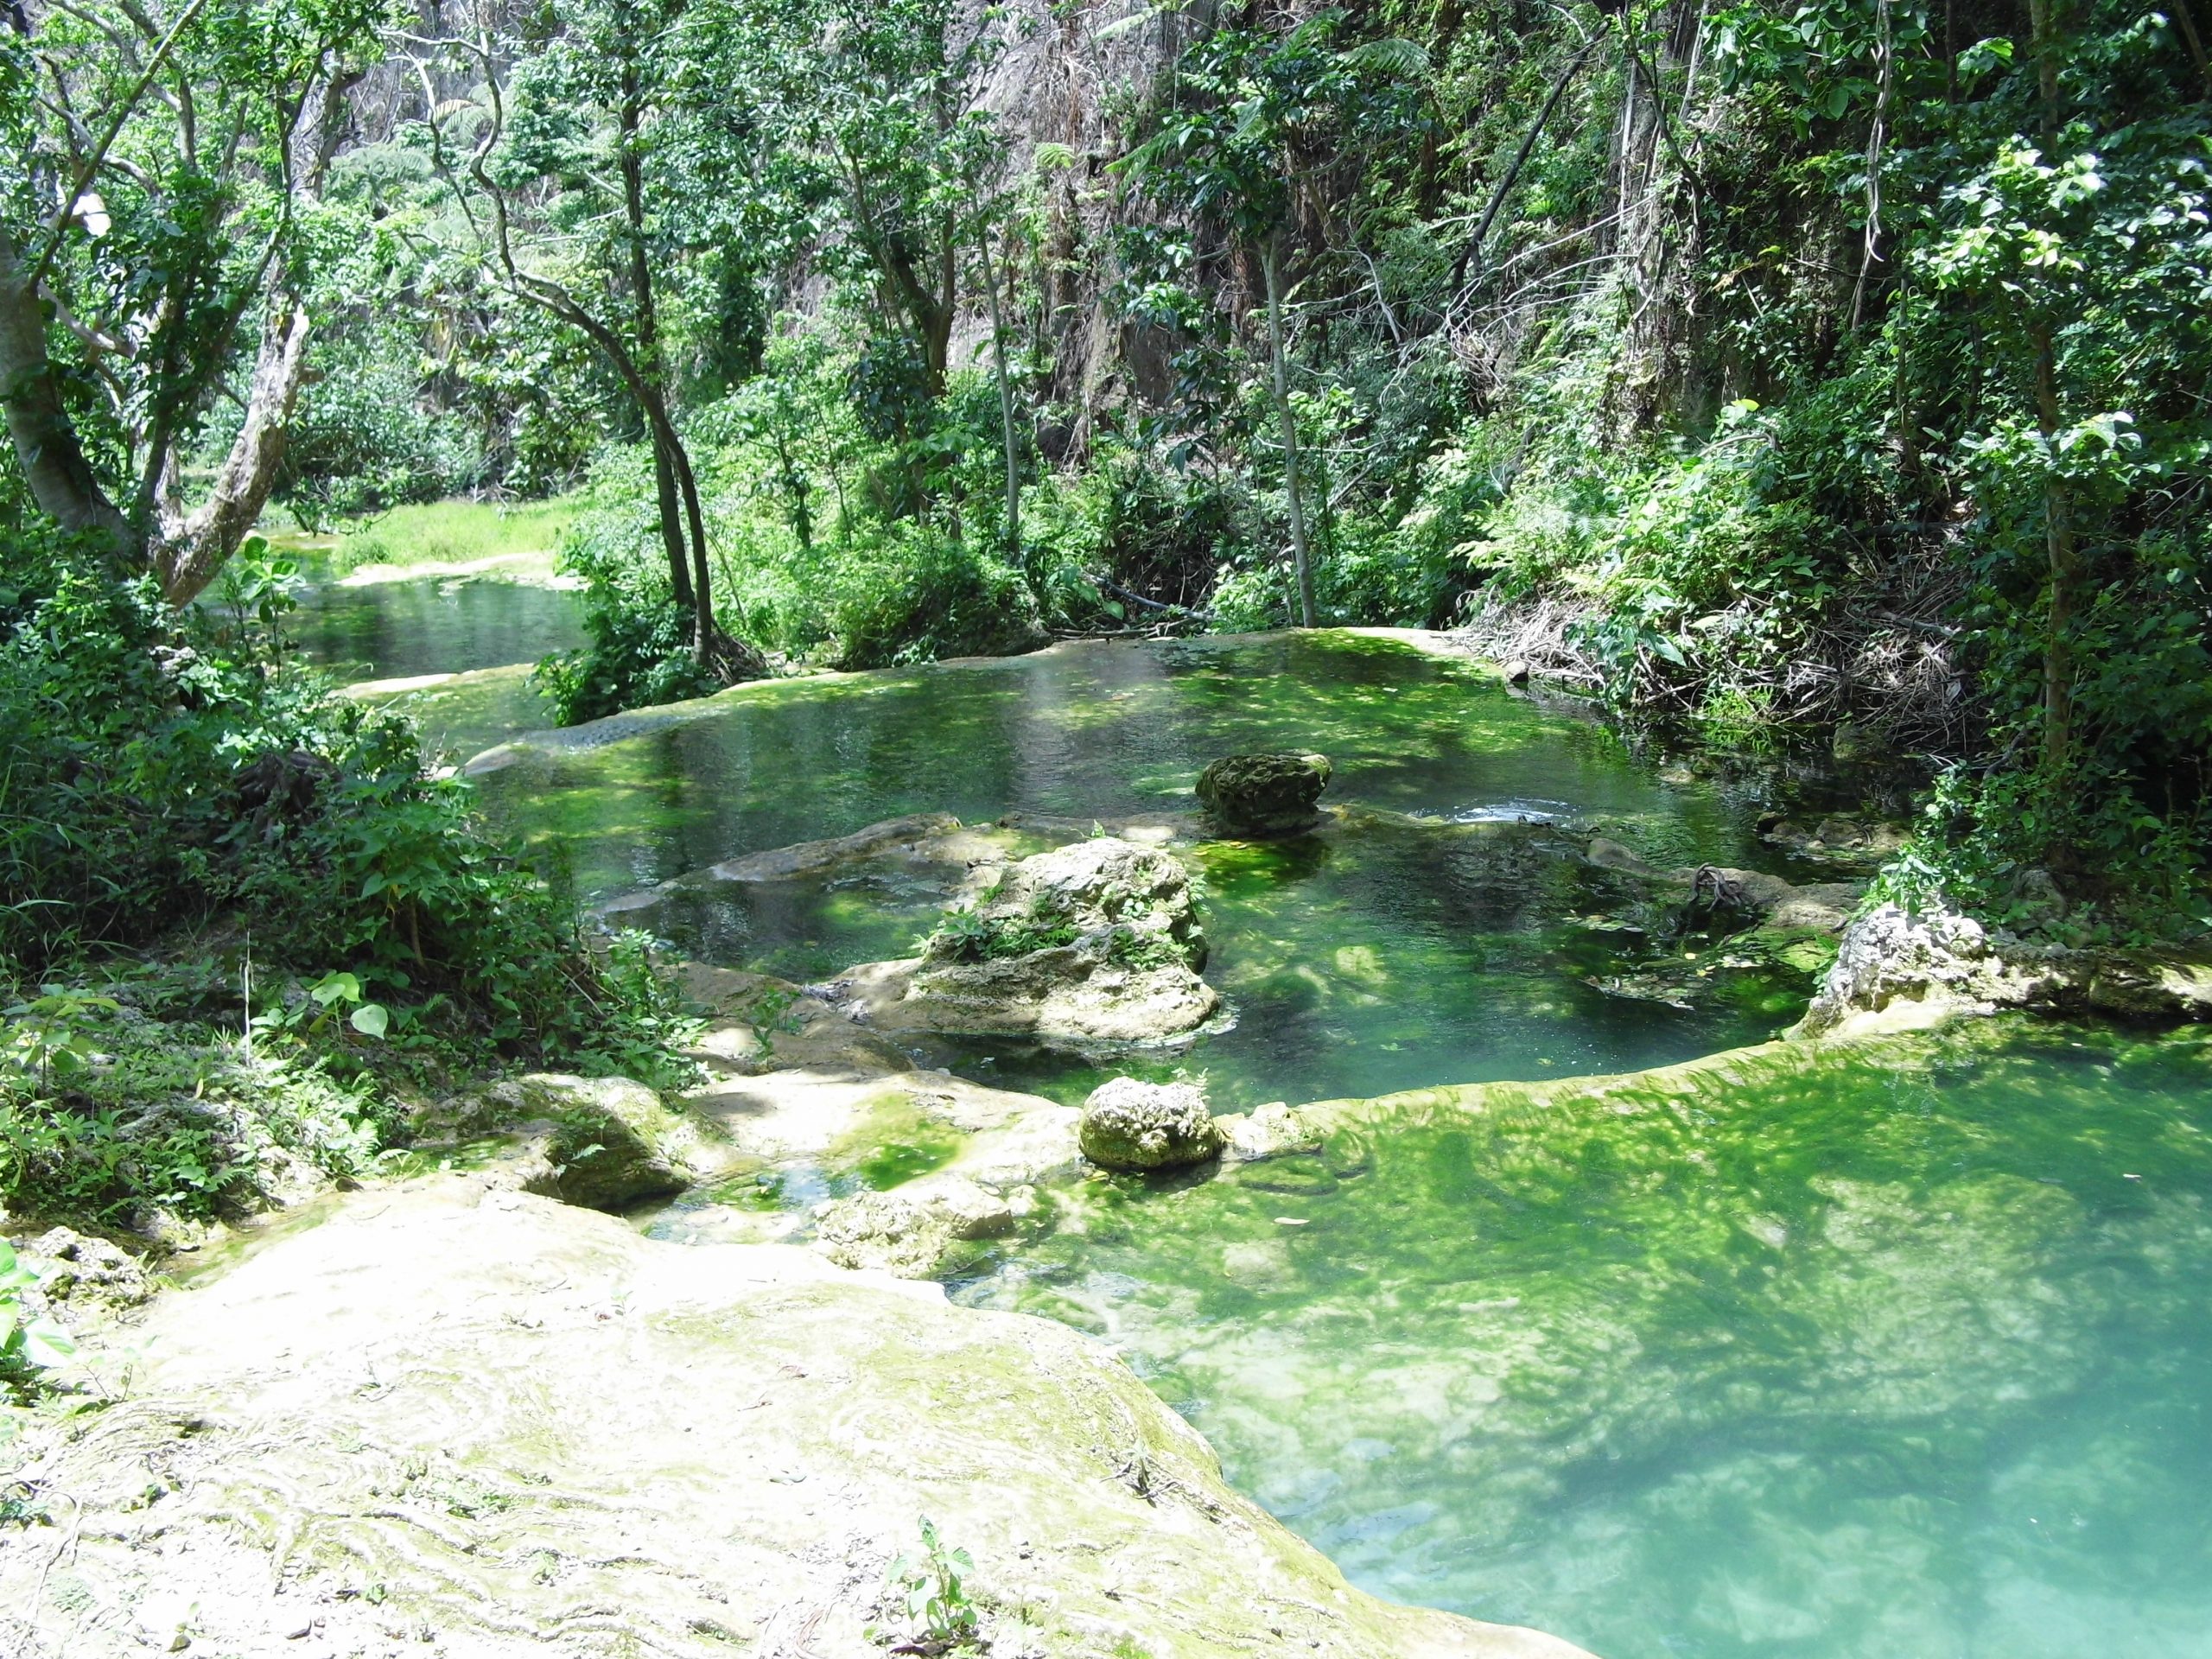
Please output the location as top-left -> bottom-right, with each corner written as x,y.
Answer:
0,519 -> 686,1058
273,335 -> 484,527
818,526 -> 1041,670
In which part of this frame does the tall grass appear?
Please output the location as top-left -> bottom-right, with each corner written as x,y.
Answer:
314,498 -> 578,577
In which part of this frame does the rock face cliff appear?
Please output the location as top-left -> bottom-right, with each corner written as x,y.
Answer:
3,1176 -> 1593,1659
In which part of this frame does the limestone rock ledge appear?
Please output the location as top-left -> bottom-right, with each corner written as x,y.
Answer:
1800,901 -> 2212,1035
3,1179 -> 1592,1659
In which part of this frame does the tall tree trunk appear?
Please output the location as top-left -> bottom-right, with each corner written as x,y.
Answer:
1261,239 -> 1316,629
617,30 -> 707,657
0,226 -> 135,556
978,219 -> 1022,569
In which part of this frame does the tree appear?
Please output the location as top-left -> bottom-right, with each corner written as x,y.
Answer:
0,0 -> 383,603
1125,16 -> 1424,627
404,4 -> 766,677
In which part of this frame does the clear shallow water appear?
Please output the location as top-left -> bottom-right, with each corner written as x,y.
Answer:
473,632 -> 1828,1106
298,586 -> 2212,1655
955,1022 -> 2212,1659
277,552 -> 582,756
289,568 -> 582,684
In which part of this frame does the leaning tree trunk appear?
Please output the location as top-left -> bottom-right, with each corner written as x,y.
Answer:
155,300 -> 313,605
1261,238 -> 1317,629
0,226 -> 136,557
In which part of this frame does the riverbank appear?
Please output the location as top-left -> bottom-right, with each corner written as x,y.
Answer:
9,602 -> 2209,1659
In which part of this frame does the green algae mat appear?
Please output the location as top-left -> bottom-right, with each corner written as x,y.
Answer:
473,632 -> 1836,1105
957,1020 -> 2212,1659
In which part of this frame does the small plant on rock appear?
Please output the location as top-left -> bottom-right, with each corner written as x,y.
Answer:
872,1515 -> 981,1653
0,1240 -> 76,1389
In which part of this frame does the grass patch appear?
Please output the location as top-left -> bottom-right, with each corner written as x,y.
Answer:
308,498 -> 578,579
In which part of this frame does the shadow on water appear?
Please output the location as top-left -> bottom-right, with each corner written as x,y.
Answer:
474,632 -> 1822,1105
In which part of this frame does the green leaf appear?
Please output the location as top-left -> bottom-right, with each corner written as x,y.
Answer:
22,1319 -> 75,1369
311,971 -> 364,1007
348,1002 -> 390,1039
1343,37 -> 1428,79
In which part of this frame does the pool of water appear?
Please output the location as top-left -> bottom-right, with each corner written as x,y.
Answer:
289,566 -> 582,685
345,588 -> 2208,1656
473,632 -> 1833,1107
954,1020 -> 2212,1659
275,550 -> 582,755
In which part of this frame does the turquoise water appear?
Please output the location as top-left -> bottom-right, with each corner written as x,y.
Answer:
954,1022 -> 2212,1659
273,577 -> 2212,1657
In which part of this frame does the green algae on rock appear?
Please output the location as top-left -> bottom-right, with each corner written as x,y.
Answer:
1197,749 -> 1333,837
1078,1077 -> 1226,1171
4,1177 -> 1596,1659
414,1071 -> 723,1211
827,836 -> 1222,1044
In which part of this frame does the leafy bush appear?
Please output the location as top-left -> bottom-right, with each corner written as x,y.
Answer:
0,519 -> 689,1057
274,335 -> 484,527
0,999 -> 391,1230
534,459 -> 721,724
821,525 -> 1039,670
0,1237 -> 75,1389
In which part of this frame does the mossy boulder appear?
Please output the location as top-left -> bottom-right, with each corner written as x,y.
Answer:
830,837 -> 1221,1043
1196,751 -> 1332,837
1079,1077 -> 1225,1171
450,1073 -> 710,1211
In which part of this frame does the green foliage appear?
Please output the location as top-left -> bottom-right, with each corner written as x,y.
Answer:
0,988 -> 392,1230
921,890 -> 1080,964
0,1238 -> 76,1386
877,1516 -> 980,1649
0,521 -> 696,1063
535,462 -> 722,724
269,337 -> 485,527
819,525 -> 1038,671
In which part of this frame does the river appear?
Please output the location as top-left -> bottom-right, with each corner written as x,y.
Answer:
294,547 -> 2212,1659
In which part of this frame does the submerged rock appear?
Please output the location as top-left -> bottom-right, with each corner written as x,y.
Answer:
813,1173 -> 1020,1277
1196,751 -> 1332,837
4,1179 -> 1592,1659
1758,812 -> 1909,868
1079,1077 -> 1224,1170
1217,1100 -> 1324,1162
827,836 -> 1220,1043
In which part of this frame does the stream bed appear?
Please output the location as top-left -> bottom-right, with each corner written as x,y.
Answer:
303,556 -> 2212,1659
470,631 -> 1838,1107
